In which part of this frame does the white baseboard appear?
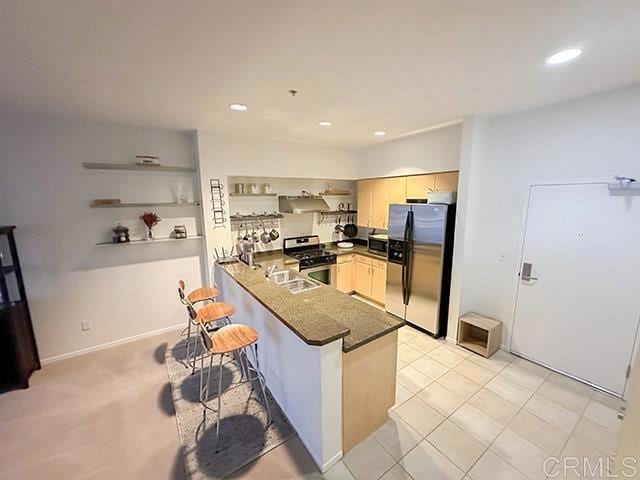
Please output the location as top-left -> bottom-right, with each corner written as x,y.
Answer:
321,450 -> 344,473
41,323 -> 184,365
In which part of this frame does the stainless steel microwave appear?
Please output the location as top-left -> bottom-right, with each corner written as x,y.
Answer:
367,234 -> 388,256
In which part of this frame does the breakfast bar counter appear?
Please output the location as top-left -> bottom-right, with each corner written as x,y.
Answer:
214,260 -> 403,471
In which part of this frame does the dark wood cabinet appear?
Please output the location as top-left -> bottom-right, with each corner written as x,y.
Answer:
0,226 -> 40,392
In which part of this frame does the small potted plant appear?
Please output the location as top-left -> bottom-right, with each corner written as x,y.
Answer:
140,212 -> 161,240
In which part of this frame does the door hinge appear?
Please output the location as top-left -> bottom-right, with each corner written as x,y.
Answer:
626,365 -> 631,379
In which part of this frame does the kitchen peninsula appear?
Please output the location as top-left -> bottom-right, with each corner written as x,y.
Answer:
214,258 -> 403,472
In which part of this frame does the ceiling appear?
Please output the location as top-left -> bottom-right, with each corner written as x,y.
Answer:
1,1 -> 639,148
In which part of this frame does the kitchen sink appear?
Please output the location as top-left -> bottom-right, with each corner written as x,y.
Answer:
280,278 -> 321,294
268,269 -> 295,285
267,269 -> 321,294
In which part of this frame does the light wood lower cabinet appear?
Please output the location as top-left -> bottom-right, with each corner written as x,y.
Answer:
352,255 -> 387,305
354,259 -> 372,298
336,256 -> 354,293
371,264 -> 387,304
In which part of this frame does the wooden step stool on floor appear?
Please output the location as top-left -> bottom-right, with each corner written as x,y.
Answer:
457,312 -> 502,358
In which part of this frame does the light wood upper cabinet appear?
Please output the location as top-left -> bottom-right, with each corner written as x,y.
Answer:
434,172 -> 459,192
386,177 -> 406,205
336,260 -> 354,293
370,264 -> 387,304
354,261 -> 372,297
406,174 -> 435,199
357,180 -> 372,227
370,178 -> 388,229
356,172 -> 457,227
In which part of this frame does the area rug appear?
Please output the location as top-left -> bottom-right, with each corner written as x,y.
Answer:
166,340 -> 295,479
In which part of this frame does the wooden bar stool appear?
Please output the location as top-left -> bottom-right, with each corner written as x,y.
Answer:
183,302 -> 236,373
196,320 -> 272,442
178,280 -> 220,306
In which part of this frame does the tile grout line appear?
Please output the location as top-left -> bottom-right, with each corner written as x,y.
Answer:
480,366 -> 559,480
438,353 -> 518,478
395,341 -> 514,478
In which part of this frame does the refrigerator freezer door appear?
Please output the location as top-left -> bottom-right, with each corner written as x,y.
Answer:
411,204 -> 447,245
405,243 -> 444,334
385,262 -> 406,319
388,204 -> 411,240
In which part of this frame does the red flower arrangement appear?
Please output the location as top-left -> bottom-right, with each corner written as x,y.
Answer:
140,212 -> 161,239
140,212 -> 161,229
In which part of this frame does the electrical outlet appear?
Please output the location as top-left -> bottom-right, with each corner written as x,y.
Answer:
81,321 -> 91,331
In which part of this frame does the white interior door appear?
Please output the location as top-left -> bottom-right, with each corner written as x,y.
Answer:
512,183 -> 640,396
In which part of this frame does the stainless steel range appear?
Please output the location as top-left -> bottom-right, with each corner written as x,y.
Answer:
283,235 -> 337,287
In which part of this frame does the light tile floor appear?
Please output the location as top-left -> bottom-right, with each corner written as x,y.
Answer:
330,325 -> 625,480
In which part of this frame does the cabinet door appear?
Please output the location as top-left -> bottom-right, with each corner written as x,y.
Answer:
357,180 -> 372,227
387,177 -> 406,205
370,178 -> 388,229
336,261 -> 354,293
406,174 -> 435,199
354,261 -> 372,297
371,265 -> 387,305
434,171 -> 459,192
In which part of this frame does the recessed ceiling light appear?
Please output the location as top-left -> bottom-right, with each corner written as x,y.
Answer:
229,103 -> 248,111
374,131 -> 386,136
318,121 -> 332,127
546,48 -> 582,65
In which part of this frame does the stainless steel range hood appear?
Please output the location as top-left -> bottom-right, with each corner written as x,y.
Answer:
278,195 -> 331,214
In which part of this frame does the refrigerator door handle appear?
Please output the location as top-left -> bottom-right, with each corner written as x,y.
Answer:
402,210 -> 413,305
405,210 -> 414,304
401,212 -> 409,305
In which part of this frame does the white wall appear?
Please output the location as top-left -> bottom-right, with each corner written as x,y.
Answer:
196,131 -> 358,276
452,83 -> 640,345
0,114 -> 205,360
356,125 -> 462,178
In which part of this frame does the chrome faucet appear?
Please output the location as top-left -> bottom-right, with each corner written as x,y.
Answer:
265,264 -> 277,278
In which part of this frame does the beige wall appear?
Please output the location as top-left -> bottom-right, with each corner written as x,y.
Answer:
0,113 -> 205,360
195,130 -> 358,279
450,84 -> 640,348
356,124 -> 462,178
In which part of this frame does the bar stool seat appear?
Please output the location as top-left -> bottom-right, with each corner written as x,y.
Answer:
208,324 -> 258,354
197,302 -> 236,326
188,286 -> 221,304
197,320 -> 272,443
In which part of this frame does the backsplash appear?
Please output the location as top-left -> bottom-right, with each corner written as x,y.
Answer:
228,175 -> 357,253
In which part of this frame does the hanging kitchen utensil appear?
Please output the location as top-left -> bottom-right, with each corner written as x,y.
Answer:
334,215 -> 344,233
269,219 -> 279,241
251,222 -> 260,243
344,214 -> 358,238
243,223 -> 250,241
260,221 -> 271,244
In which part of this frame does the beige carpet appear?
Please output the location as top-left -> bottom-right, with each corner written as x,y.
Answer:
0,330 -> 321,479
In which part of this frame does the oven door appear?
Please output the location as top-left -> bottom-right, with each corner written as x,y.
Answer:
302,263 -> 336,287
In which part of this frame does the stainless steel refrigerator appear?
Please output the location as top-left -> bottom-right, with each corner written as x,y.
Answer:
385,203 -> 455,336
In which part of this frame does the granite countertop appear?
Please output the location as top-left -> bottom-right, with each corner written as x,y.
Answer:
217,258 -> 403,352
